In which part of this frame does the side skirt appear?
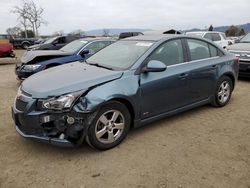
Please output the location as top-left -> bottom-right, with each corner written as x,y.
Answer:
133,98 -> 211,128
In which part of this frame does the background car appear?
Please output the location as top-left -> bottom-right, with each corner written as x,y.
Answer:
119,32 -> 144,39
12,35 -> 238,150
0,35 -> 15,58
186,31 -> 231,49
228,33 -> 250,77
15,38 -> 115,79
28,35 -> 82,50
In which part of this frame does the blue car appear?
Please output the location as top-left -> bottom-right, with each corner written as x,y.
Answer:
12,35 -> 239,150
15,38 -> 115,80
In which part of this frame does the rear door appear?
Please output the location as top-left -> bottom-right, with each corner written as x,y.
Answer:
185,38 -> 220,102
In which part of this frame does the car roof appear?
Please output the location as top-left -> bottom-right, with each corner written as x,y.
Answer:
121,34 -> 181,42
186,31 -> 224,34
74,37 -> 116,42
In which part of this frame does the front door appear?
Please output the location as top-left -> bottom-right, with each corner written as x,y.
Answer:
140,39 -> 190,119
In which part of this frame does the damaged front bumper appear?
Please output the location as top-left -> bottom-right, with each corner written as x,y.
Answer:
11,94 -> 93,147
15,125 -> 74,147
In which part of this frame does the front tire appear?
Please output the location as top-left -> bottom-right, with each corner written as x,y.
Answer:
211,76 -> 233,107
86,101 -> 131,150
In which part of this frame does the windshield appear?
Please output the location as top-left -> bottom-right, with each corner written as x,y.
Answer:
86,40 -> 154,70
60,40 -> 88,53
240,33 -> 250,43
44,37 -> 58,44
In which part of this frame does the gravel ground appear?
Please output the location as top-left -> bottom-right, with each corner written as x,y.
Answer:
0,50 -> 249,188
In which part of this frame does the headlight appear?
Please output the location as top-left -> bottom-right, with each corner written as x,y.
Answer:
23,64 -> 41,71
39,91 -> 84,111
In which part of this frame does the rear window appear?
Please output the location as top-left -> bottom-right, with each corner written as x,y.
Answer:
187,39 -> 210,61
211,33 -> 221,41
209,44 -> 218,57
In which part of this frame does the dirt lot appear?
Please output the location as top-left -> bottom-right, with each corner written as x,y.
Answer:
0,50 -> 249,188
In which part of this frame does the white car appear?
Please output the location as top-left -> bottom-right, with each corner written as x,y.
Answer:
186,31 -> 231,49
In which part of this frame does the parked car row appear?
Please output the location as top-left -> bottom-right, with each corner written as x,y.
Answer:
15,38 -> 115,79
12,34 -> 239,150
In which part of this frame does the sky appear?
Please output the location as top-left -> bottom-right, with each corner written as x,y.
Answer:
0,0 -> 249,35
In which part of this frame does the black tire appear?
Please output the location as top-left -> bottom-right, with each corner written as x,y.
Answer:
21,43 -> 30,49
86,101 -> 131,150
211,76 -> 233,107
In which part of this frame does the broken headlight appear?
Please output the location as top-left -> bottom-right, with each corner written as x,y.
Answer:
39,91 -> 84,111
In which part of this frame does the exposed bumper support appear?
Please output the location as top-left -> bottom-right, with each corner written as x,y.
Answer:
15,125 -> 75,147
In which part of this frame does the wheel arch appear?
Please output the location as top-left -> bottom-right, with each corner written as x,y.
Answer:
221,72 -> 235,90
106,97 -> 135,128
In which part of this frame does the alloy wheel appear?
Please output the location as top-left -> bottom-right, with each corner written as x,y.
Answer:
217,81 -> 230,104
95,110 -> 125,144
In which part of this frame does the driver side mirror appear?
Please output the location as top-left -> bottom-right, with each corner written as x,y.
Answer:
80,49 -> 90,56
142,60 -> 167,73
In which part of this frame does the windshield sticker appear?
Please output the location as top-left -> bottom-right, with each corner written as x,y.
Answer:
80,41 -> 88,43
136,42 -> 153,47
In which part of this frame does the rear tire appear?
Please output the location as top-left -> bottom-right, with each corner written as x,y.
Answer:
86,101 -> 131,150
211,76 -> 233,107
21,43 -> 30,49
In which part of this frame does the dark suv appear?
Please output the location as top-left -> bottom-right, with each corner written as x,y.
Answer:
12,35 -> 239,150
28,36 -> 81,50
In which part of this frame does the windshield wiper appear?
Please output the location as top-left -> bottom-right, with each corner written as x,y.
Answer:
85,60 -> 113,70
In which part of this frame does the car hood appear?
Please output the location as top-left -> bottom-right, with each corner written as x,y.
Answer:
227,43 -> 250,51
21,50 -> 72,63
28,44 -> 41,49
21,62 -> 123,98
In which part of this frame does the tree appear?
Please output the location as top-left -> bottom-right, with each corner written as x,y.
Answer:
208,25 -> 213,31
225,25 -> 240,37
102,29 -> 110,37
239,28 -> 246,36
25,0 -> 47,37
11,0 -> 46,38
11,1 -> 30,38
6,27 -> 22,37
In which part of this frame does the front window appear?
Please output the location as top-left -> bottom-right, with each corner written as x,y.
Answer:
44,37 -> 58,44
60,40 -> 88,53
85,41 -> 112,55
240,33 -> 250,43
146,39 -> 184,66
87,40 -> 154,70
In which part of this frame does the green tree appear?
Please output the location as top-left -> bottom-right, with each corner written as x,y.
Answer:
225,25 -> 240,37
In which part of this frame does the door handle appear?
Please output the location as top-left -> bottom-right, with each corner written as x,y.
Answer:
178,73 -> 189,80
212,64 -> 218,68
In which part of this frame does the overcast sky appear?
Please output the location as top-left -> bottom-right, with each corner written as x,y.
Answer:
0,0 -> 249,35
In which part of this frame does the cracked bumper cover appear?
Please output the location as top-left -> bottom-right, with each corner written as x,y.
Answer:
11,97 -> 93,147
15,124 -> 74,147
